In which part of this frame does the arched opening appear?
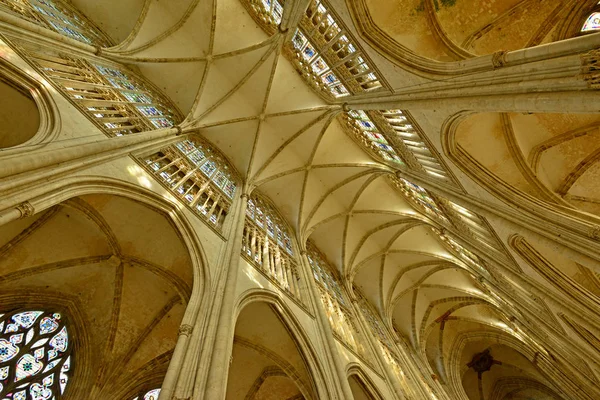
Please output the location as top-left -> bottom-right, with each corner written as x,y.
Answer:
0,193 -> 196,398
226,301 -> 317,399
0,68 -> 40,148
348,373 -> 381,400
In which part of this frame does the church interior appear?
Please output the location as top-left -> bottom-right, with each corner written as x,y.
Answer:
0,0 -> 600,399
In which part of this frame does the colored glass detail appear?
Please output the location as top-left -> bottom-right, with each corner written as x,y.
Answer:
0,0 -> 111,46
0,311 -> 71,399
582,12 -> 600,32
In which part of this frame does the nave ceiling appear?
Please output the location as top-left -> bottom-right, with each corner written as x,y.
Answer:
2,0 -> 600,399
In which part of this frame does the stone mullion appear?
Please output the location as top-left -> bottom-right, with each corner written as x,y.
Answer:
280,0 -> 312,33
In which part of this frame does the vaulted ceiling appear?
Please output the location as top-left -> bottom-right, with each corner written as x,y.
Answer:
15,0 -> 600,399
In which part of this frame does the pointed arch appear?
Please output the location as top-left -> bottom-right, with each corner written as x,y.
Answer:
0,178 -> 211,398
346,364 -> 386,400
233,289 -> 333,400
0,57 -> 58,149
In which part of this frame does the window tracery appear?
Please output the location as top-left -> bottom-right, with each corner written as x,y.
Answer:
142,138 -> 238,230
247,0 -> 284,32
306,242 -> 373,363
0,310 -> 71,400
132,388 -> 161,400
343,109 -> 451,182
356,294 -> 410,380
0,0 -> 112,47
432,227 -> 490,279
285,0 -> 385,99
242,0 -> 387,99
242,193 -> 306,305
389,177 -> 449,223
343,110 -> 404,165
378,110 -> 450,180
21,47 -> 180,137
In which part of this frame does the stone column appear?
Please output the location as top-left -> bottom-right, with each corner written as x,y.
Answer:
197,193 -> 248,399
280,0 -> 311,32
299,251 -> 355,400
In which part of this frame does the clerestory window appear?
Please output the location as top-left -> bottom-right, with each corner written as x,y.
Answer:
242,0 -> 387,99
22,47 -> 180,137
307,241 -> 373,363
143,138 -> 238,230
0,0 -> 111,46
242,193 -> 306,305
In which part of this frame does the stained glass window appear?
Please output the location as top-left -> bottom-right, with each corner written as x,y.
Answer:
0,0 -> 112,47
306,241 -> 347,307
246,0 -> 284,29
432,228 -> 490,278
142,138 -> 238,230
0,310 -> 71,400
390,177 -> 449,223
246,194 -> 294,256
242,193 -> 305,305
344,110 -> 404,165
379,110 -> 450,180
21,45 -> 181,137
582,12 -> 600,32
133,388 -> 161,400
242,0 -> 384,99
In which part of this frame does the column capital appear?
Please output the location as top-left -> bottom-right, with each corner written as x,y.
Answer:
16,202 -> 34,219
581,49 -> 600,89
178,324 -> 193,337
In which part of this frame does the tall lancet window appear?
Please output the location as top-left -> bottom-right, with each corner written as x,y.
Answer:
242,193 -> 306,305
0,310 -> 71,400
0,0 -> 112,46
142,138 -> 238,230
307,241 -> 374,364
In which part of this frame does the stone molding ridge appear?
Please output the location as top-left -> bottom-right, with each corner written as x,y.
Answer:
16,201 -> 34,219
178,324 -> 193,337
581,49 -> 600,88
